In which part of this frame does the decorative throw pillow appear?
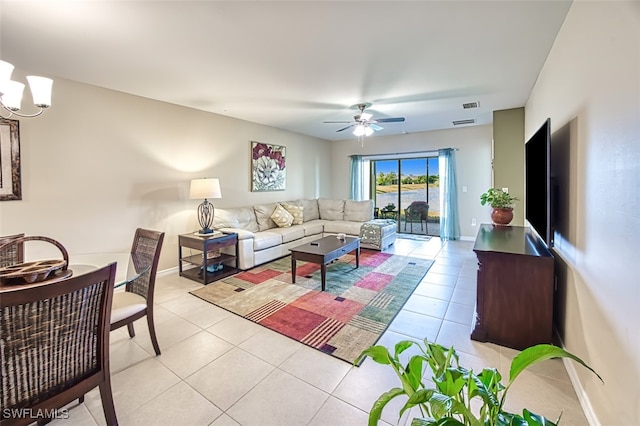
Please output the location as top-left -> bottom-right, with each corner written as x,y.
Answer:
271,204 -> 294,228
282,203 -> 304,225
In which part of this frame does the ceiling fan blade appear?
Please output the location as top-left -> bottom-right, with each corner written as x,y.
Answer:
336,124 -> 355,132
323,120 -> 352,124
370,123 -> 384,131
375,117 -> 405,123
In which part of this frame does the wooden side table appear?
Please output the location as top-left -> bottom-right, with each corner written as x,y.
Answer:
178,232 -> 239,284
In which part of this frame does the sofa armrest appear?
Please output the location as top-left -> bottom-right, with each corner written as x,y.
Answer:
219,228 -> 255,240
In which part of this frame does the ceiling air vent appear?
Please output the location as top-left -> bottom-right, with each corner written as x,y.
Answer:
453,119 -> 475,126
462,101 -> 479,109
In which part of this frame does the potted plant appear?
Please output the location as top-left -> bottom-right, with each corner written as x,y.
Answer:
480,188 -> 518,226
355,339 -> 602,426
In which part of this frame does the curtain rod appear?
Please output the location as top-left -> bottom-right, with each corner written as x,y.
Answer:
350,148 -> 458,159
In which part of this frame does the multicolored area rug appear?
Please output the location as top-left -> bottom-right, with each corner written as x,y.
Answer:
190,251 -> 433,364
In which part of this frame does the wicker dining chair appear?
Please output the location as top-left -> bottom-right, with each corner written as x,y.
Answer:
110,228 -> 165,356
0,263 -> 118,426
0,233 -> 24,267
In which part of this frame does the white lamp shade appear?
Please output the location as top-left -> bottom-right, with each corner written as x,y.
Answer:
0,60 -> 15,94
364,126 -> 374,136
353,124 -> 365,137
2,80 -> 25,111
26,76 -> 53,107
190,178 -> 222,200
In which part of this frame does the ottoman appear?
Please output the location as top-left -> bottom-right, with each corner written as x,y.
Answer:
360,219 -> 397,250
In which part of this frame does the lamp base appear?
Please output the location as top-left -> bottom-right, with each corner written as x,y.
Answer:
195,230 -> 222,237
196,200 -> 216,236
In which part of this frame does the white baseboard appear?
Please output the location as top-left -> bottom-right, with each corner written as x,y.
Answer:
555,331 -> 600,426
158,266 -> 179,277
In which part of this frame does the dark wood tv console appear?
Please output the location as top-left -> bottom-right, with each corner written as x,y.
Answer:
471,224 -> 554,350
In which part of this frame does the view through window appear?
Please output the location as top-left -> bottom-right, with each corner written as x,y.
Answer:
372,157 -> 440,236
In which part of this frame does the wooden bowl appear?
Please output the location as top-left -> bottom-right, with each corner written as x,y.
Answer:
0,259 -> 67,284
0,236 -> 69,285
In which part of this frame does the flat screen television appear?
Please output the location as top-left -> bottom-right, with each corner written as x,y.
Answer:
525,118 -> 552,247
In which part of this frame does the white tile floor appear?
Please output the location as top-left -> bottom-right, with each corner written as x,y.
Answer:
57,237 -> 588,426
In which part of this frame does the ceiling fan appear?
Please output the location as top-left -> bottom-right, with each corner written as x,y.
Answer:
323,103 -> 405,136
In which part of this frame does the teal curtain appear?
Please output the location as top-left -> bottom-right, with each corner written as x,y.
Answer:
350,155 -> 364,200
439,148 -> 460,240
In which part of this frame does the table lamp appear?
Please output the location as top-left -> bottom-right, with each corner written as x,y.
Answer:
189,178 -> 222,234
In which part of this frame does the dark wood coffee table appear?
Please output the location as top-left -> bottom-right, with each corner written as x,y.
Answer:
289,236 -> 360,291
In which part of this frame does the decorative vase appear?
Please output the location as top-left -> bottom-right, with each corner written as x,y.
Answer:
491,208 -> 513,226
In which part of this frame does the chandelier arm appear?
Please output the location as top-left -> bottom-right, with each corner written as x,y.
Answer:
0,100 -> 45,118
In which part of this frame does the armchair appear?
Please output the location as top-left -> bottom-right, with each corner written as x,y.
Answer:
404,201 -> 429,232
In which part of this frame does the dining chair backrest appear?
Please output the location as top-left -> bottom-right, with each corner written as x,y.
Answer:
0,233 -> 24,267
127,228 -> 164,304
0,263 -> 118,425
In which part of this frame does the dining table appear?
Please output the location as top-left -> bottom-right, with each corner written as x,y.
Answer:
70,252 -> 151,288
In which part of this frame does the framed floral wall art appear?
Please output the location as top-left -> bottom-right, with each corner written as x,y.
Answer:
251,141 -> 286,191
0,118 -> 21,201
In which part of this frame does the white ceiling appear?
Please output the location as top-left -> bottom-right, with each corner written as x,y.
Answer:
1,0 -> 571,141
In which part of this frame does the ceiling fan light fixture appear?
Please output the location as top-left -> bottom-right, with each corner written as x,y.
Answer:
353,123 -> 375,137
326,102 -> 404,138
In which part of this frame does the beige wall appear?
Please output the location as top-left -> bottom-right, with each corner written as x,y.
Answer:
0,75 -> 332,271
330,125 -> 493,239
525,2 -> 640,424
492,107 -> 525,225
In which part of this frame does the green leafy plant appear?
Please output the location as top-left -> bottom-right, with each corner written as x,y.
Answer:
480,188 -> 518,209
383,203 -> 396,212
355,339 -> 602,426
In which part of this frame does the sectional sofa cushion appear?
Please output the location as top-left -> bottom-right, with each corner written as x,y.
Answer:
318,198 -> 345,220
300,220 -> 324,236
253,203 -> 279,231
344,200 -> 374,222
282,203 -> 304,225
213,207 -> 259,232
271,204 -> 294,228
297,199 -> 320,222
253,231 -> 282,251
269,226 -> 305,243
323,220 -> 365,236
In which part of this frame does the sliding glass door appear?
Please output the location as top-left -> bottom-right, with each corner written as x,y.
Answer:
372,157 -> 440,236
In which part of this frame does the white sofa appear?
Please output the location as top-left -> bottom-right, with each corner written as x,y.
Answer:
212,198 -> 395,270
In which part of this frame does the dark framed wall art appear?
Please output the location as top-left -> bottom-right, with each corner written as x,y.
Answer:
0,118 -> 21,201
251,141 -> 286,192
